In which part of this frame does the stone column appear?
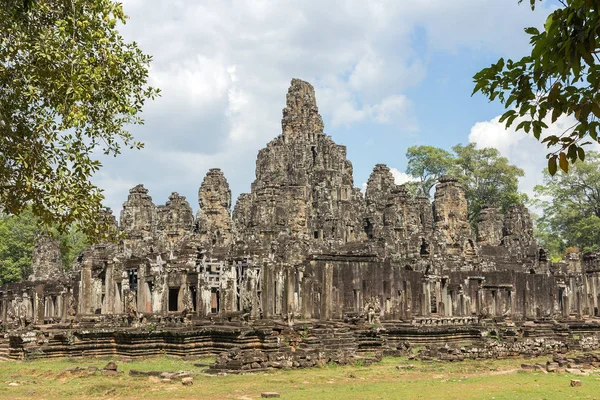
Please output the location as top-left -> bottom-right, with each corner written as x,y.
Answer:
105,262 -> 114,314
286,268 -> 295,316
441,283 -> 450,317
562,289 -> 569,319
61,292 -> 68,323
509,289 -> 516,317
2,295 -> 7,323
321,263 -> 333,320
80,263 -> 93,315
577,289 -> 584,319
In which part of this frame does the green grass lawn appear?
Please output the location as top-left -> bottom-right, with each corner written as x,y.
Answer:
0,355 -> 597,399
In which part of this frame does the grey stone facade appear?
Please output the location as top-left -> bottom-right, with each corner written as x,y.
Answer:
2,78 -> 600,329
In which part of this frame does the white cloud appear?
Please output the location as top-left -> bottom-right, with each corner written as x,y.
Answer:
468,114 -> 600,202
390,168 -> 419,185
92,0 -> 556,216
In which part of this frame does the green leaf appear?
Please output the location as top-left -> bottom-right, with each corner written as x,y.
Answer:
524,27 -> 539,35
559,152 -> 569,173
548,155 -> 558,176
544,13 -> 554,32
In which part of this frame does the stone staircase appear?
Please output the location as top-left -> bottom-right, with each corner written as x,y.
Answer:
298,323 -> 358,356
0,337 -> 11,360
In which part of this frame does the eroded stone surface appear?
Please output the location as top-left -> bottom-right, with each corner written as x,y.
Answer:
31,233 -> 63,281
3,78 -> 598,332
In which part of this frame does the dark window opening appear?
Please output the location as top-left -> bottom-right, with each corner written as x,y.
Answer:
168,288 -> 179,312
311,145 -> 317,165
314,231 -> 319,239
189,286 -> 197,312
529,269 -> 536,274
431,295 -> 437,313
404,265 -> 413,271
419,213 -> 424,225
558,288 -> 564,310
539,248 -> 548,262
128,269 -> 138,292
420,239 -> 430,256
365,219 -> 374,239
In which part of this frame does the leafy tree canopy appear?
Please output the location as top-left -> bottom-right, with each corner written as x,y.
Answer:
473,0 -> 600,175
0,207 -> 87,285
405,144 -> 525,224
532,151 -> 600,258
0,0 -> 159,242
0,208 -> 36,284
450,144 -> 526,223
405,145 -> 454,196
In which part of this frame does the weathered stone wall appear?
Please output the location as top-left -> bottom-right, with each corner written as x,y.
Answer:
4,78 -> 598,330
5,319 -> 600,364
31,233 -> 63,281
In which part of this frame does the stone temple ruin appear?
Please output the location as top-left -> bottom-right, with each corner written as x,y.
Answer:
2,79 -> 600,366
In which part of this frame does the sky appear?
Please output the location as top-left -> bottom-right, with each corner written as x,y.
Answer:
93,0 -> 596,215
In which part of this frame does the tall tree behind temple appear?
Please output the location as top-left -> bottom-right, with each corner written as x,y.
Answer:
0,208 -> 36,284
405,146 -> 453,196
0,208 -> 88,284
405,143 -> 525,224
450,143 -> 525,224
533,151 -> 600,258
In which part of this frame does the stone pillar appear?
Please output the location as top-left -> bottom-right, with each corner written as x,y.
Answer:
421,281 -> 430,316
35,287 -> 43,324
136,264 -> 146,314
321,263 -> 333,320
61,292 -> 68,323
442,283 -> 450,317
577,289 -> 584,319
592,275 -> 598,315
562,290 -> 570,319
509,289 -> 516,317
286,268 -> 295,316
105,262 -> 114,314
2,295 -> 7,323
80,263 -> 93,315
523,287 -> 529,319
